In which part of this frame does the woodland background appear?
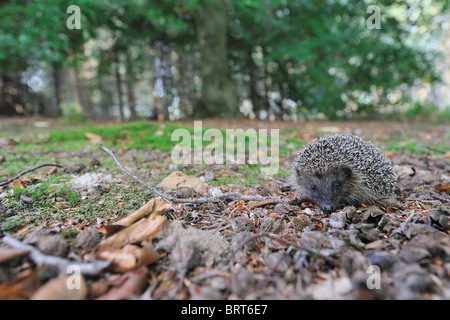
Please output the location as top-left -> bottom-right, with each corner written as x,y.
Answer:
0,0 -> 449,122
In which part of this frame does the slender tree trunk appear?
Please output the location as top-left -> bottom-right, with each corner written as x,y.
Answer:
72,67 -> 93,119
126,80 -> 137,120
246,45 -> 261,116
193,0 -> 238,118
114,53 -> 125,121
48,63 -> 61,117
125,54 -> 137,120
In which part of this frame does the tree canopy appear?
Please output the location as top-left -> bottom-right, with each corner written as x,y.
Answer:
0,0 -> 448,119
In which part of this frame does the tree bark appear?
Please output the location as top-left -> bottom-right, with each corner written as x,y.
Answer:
72,67 -> 93,119
193,0 -> 238,118
125,55 -> 137,120
114,53 -> 125,121
48,63 -> 62,117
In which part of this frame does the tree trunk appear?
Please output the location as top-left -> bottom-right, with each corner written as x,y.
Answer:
72,67 -> 93,119
126,80 -> 137,120
0,75 -> 17,115
246,45 -> 261,115
125,54 -> 137,120
47,63 -> 61,117
193,0 -> 238,118
114,53 -> 125,121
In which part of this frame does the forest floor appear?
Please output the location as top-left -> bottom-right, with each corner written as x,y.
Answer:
0,117 -> 449,300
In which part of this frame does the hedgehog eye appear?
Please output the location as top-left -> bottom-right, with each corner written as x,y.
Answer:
334,181 -> 340,188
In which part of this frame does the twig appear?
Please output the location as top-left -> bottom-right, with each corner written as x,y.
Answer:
2,236 -> 111,276
430,191 -> 450,204
0,163 -> 63,187
100,144 -> 292,205
225,232 -> 338,266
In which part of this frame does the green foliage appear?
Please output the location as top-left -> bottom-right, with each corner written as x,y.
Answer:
0,0 -> 447,119
386,129 -> 450,156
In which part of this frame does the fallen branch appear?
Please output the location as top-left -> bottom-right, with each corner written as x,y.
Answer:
0,163 -> 63,187
100,144 -> 292,205
2,236 -> 111,276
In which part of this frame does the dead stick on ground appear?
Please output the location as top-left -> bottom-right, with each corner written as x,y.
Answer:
100,144 -> 293,205
2,236 -> 111,275
0,163 -> 63,187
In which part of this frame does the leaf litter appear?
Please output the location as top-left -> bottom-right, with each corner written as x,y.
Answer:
0,122 -> 449,300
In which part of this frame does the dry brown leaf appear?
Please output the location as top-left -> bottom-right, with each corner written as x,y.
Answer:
436,183 -> 450,194
30,275 -> 88,300
116,198 -> 171,227
12,180 -> 24,189
47,166 -> 59,176
99,215 -> 167,250
0,269 -> 41,299
98,244 -> 160,273
96,266 -> 148,300
85,132 -> 103,143
0,247 -> 30,264
248,200 -> 274,209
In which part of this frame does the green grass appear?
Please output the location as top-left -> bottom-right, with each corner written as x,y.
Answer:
384,128 -> 450,157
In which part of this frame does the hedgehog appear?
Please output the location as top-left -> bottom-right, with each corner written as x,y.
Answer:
291,134 -> 397,214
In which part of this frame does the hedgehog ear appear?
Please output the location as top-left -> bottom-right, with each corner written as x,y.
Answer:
341,165 -> 353,178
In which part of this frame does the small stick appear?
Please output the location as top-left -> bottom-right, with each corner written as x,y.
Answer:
0,163 -> 63,187
2,236 -> 111,275
100,144 -> 292,205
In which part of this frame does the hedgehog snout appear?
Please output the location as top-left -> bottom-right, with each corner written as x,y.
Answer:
322,204 -> 334,214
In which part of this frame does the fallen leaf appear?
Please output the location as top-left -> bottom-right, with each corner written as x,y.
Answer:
85,132 -> 103,142
96,266 -> 148,300
0,269 -> 41,299
115,198 -> 171,228
47,166 -> 59,176
385,151 -> 395,158
99,215 -> 167,250
248,200 -> 274,209
12,180 -> 24,189
436,184 -> 450,194
30,275 -> 88,300
98,244 -> 160,272
0,247 -> 30,264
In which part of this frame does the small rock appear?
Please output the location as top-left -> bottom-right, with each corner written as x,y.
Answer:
20,194 -> 33,204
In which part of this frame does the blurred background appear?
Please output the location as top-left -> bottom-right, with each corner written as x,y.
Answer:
0,0 -> 449,123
